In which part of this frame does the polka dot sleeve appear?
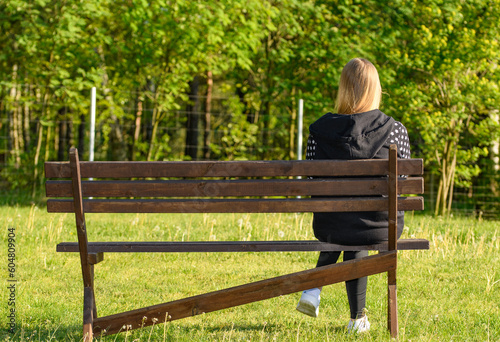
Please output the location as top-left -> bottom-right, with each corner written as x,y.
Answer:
305,135 -> 317,160
387,122 -> 411,159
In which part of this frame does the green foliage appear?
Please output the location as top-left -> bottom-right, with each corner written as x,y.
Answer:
377,0 -> 500,215
0,0 -> 499,213
210,115 -> 259,161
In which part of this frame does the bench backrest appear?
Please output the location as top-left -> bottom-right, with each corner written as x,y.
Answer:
45,148 -> 424,215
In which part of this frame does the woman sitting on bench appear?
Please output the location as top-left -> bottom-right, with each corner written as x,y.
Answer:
296,57 -> 411,333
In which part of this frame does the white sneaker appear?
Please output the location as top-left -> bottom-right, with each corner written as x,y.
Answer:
296,291 -> 320,318
347,315 -> 370,333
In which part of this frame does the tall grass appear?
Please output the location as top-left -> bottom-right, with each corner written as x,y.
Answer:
1,205 -> 499,341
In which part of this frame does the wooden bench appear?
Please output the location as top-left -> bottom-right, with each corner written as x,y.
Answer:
44,145 -> 428,341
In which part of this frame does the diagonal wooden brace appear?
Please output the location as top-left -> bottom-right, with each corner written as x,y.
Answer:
93,251 -> 396,336
83,287 -> 95,342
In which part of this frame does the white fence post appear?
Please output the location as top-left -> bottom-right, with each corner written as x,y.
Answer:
297,99 -> 304,162
89,87 -> 96,198
297,99 -> 304,198
89,87 -> 96,162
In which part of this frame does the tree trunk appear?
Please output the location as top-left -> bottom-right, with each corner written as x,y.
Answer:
260,33 -> 274,159
58,119 -> 67,161
446,152 -> 457,213
435,140 -> 455,216
434,118 -> 461,216
289,87 -> 297,159
32,121 -> 43,197
9,83 -> 21,168
56,107 -> 74,160
146,91 -> 161,161
131,100 -> 143,161
261,99 -> 271,159
44,125 -> 52,165
148,106 -> 160,161
8,64 -> 21,167
204,71 -> 213,160
68,118 -> 74,150
23,84 -> 31,151
185,76 -> 201,160
78,113 -> 86,159
110,117 -> 127,161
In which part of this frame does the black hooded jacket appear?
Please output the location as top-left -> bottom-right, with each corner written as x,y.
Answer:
307,109 -> 411,245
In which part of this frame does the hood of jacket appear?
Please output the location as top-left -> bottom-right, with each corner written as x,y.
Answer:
309,109 -> 395,160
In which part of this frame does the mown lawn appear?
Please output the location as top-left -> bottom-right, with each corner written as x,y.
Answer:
1,205 -> 499,341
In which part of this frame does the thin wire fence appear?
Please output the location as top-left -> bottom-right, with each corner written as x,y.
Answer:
2,119 -> 498,218
0,89 -> 498,218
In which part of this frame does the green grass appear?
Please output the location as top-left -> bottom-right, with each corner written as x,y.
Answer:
1,206 -> 499,341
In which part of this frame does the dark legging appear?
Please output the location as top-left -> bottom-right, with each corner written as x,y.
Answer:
316,250 -> 368,319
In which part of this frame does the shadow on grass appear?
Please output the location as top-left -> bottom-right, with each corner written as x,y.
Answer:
1,317 -> 368,341
0,322 -> 282,341
192,321 -> 278,333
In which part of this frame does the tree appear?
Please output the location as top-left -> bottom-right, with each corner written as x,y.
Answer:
0,0 -> 108,194
377,0 -> 500,215
230,0 -> 353,159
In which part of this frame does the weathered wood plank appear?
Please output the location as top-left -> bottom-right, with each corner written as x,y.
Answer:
388,145 -> 398,252
56,239 -> 430,253
88,252 -> 104,265
83,287 -> 94,342
388,284 -> 398,338
69,148 -> 94,289
47,196 -> 424,213
387,146 -> 399,338
92,251 -> 396,336
46,177 -> 424,198
45,159 -> 424,179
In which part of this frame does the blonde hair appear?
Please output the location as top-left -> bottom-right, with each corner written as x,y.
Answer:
335,58 -> 382,115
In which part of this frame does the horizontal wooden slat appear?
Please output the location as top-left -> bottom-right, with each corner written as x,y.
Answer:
45,177 -> 424,198
44,159 -> 423,179
92,251 -> 396,336
47,196 -> 424,213
56,239 -> 430,253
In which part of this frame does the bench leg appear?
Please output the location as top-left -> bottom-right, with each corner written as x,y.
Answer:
90,264 -> 97,319
83,287 -> 95,342
387,269 -> 398,338
84,257 -> 99,341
